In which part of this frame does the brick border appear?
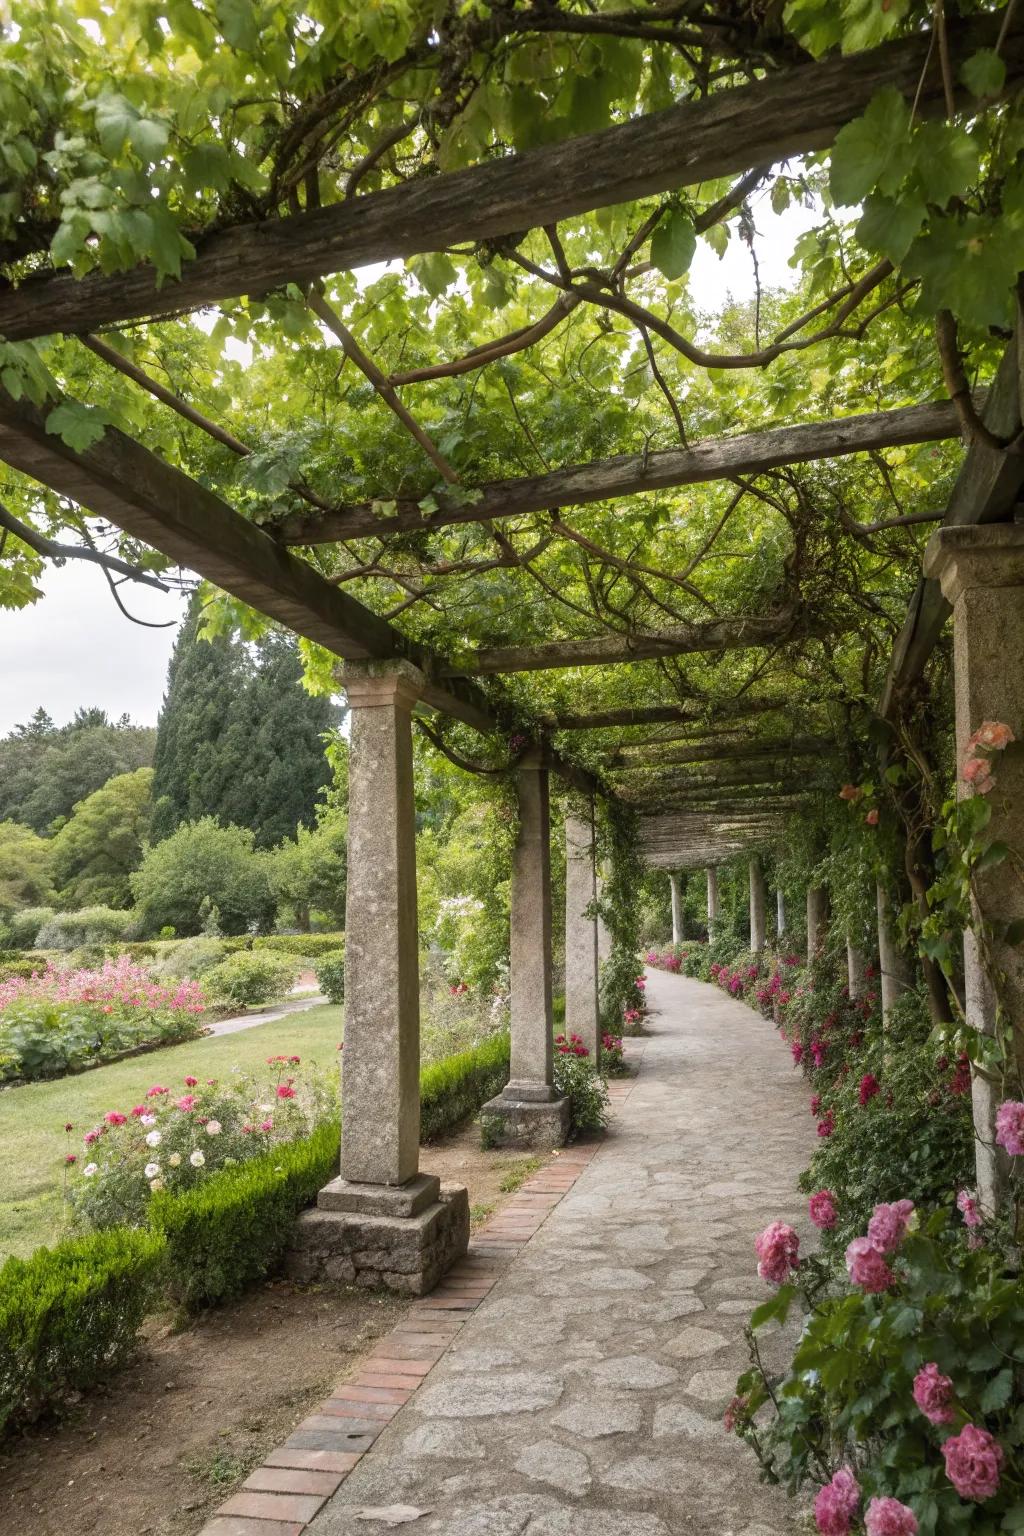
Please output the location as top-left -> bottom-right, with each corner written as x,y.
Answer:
197,1052 -> 644,1536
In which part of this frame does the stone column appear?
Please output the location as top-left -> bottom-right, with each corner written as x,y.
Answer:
289,661 -> 468,1292
749,857 -> 767,955
669,871 -> 685,946
876,881 -> 913,1020
806,885 -> 828,964
924,524 -> 1024,1212
482,752 -> 570,1147
565,807 -> 600,1062
706,866 -> 720,935
776,887 -> 786,938
846,937 -> 867,1000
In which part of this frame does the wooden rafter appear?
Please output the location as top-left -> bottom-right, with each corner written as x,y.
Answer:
0,11 -> 1020,340
607,734 -> 834,766
277,401 -> 970,544
549,699 -> 794,730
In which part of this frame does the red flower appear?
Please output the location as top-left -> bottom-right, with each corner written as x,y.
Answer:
859,1073 -> 880,1106
277,1083 -> 296,1100
65,1154 -> 77,1166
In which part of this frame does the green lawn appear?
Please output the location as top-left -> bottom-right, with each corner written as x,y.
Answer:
0,1003 -> 345,1263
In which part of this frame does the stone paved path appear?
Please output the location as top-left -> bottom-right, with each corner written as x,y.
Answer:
205,991 -> 326,1037
307,969 -> 814,1536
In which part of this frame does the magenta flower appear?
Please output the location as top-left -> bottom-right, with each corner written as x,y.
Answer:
792,1040 -> 804,1064
995,1100 -> 1024,1157
277,1083 -> 296,1100
754,1221 -> 799,1285
858,1073 -> 880,1106
942,1425 -> 1003,1501
817,1111 -> 835,1138
65,1154 -> 77,1166
146,1085 -> 169,1098
864,1496 -> 918,1536
814,1468 -> 860,1535
912,1362 -> 955,1425
104,1111 -> 127,1126
808,1190 -> 838,1230
845,1237 -> 894,1293
956,1189 -> 982,1229
175,1094 -> 198,1112
866,1199 -> 914,1255
184,1075 -> 199,1087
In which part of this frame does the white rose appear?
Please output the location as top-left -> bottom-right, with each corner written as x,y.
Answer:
189,1149 -> 206,1168
83,1163 -> 98,1177
145,1130 -> 162,1147
140,1113 -> 156,1126
168,1152 -> 181,1167
144,1162 -> 161,1179
149,1177 -> 165,1192
205,1120 -> 222,1136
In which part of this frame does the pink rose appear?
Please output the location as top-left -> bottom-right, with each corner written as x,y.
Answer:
864,1496 -> 918,1536
175,1094 -> 198,1112
754,1222 -> 799,1285
104,1111 -> 127,1126
912,1362 -> 955,1424
942,1424 -> 1003,1501
858,1073 -> 880,1106
865,808 -> 880,826
956,1189 -> 982,1229
968,719 -> 1015,751
995,1100 -> 1024,1157
146,1085 -> 168,1097
276,1083 -> 296,1100
845,1236 -> 894,1293
866,1199 -> 914,1255
184,1075 -> 199,1087
817,1112 -> 835,1138
808,1190 -> 838,1230
814,1468 -> 860,1535
130,1105 -> 147,1118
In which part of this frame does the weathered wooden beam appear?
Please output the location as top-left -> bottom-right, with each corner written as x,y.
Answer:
278,401 -> 969,543
0,11 -> 1019,340
880,322 -> 1024,718
550,698 -> 792,731
609,733 -> 834,766
445,612 -> 805,674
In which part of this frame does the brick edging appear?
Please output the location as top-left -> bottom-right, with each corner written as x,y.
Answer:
198,1046 -> 644,1536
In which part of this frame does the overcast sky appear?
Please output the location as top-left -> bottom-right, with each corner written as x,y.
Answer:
0,190 -> 817,737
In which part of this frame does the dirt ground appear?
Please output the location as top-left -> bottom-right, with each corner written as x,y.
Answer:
0,1124 -> 546,1536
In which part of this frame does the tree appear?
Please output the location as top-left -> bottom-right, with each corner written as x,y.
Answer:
51,767 -> 153,910
129,818 -> 275,937
270,810 -> 348,931
0,822 -> 55,917
151,601 -> 336,847
0,710 -> 156,833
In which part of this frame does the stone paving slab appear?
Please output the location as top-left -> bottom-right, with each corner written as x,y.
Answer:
199,973 -> 814,1536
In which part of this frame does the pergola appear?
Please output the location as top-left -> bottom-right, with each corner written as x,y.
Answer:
2,7 -> 1023,1285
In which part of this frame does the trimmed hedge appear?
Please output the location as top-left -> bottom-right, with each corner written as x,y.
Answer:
0,1228 -> 165,1434
420,1032 -> 510,1141
254,933 -> 344,959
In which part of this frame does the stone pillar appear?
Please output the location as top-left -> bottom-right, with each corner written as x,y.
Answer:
288,660 -> 468,1294
846,937 -> 867,1000
924,524 -> 1024,1212
776,887 -> 786,938
669,872 -> 684,946
806,885 -> 828,964
565,807 -> 600,1062
876,881 -> 913,1020
482,752 -> 570,1148
706,866 -> 720,935
749,857 -> 767,955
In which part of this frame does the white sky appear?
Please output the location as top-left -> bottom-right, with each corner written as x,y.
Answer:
0,188 -> 819,737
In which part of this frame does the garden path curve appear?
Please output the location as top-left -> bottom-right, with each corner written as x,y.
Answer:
309,968 -> 815,1536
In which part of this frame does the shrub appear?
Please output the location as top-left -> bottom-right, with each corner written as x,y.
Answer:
36,906 -> 133,952
3,906 -> 55,950
0,958 -> 39,983
202,950 -> 298,1008
254,932 -> 345,959
315,949 -> 345,1005
150,1121 -> 339,1309
130,818 -> 276,937
152,936 -> 229,981
420,1031 -> 510,1140
0,1227 -> 165,1433
553,1052 -> 609,1134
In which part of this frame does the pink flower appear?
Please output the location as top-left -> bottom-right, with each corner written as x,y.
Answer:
839,784 -> 862,801
104,1111 -> 127,1126
942,1424 -> 1003,1501
810,1094 -> 821,1115
130,1104 -> 147,1118
791,1040 -> 804,1064
845,1236 -> 894,1293
968,719 -> 1015,752
259,1118 -> 273,1132
808,1190 -> 838,1230
817,1112 -> 835,1138
961,756 -> 995,794
65,1154 -> 77,1166
864,1496 -> 918,1536
995,1100 -> 1024,1156
912,1362 -> 955,1424
858,1073 -> 880,1106
175,1094 -> 198,1112
184,1075 -> 199,1087
866,1199 -> 914,1254
754,1222 -> 799,1285
723,1394 -> 747,1432
956,1189 -> 982,1229
83,1129 -> 100,1146
146,1085 -> 168,1098
865,808 -> 880,826
276,1083 -> 296,1100
814,1468 -> 860,1535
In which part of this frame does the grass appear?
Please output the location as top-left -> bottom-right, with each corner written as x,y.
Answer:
498,1156 -> 543,1194
0,1003 -> 345,1263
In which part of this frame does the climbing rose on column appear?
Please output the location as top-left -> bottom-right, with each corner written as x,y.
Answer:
956,1189 -> 982,1229
864,1496 -> 919,1535
808,1190 -> 838,1229
942,1425 -> 1004,1501
994,1101 -> 1024,1156
912,1363 -> 955,1424
813,1467 -> 859,1534
866,1199 -> 914,1254
754,1221 -> 799,1284
845,1237 -> 894,1293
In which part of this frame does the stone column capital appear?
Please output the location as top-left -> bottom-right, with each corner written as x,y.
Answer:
923,524 -> 1024,605
342,658 -> 425,711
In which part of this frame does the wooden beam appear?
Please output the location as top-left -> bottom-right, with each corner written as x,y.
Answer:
609,733 -> 833,765
880,322 -> 1023,717
277,401 -> 969,543
0,11 -> 1019,340
445,612 -> 806,674
549,698 -> 792,730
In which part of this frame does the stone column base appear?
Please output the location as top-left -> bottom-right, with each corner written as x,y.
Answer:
480,1089 -> 571,1149
285,1176 -> 469,1296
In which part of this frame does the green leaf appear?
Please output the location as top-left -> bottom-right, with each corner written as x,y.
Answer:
216,0 -> 260,51
750,1283 -> 795,1331
913,124 -> 979,207
830,87 -> 912,207
412,252 -> 457,298
857,192 -> 926,264
980,1368 -> 1012,1413
45,401 -> 113,453
651,209 -> 696,281
962,49 -> 1006,100
975,840 -> 1009,873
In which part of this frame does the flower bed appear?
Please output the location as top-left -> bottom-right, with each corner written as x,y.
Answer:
0,957 -> 207,1084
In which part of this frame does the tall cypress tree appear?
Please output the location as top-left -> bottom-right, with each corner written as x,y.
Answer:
152,603 -> 335,847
